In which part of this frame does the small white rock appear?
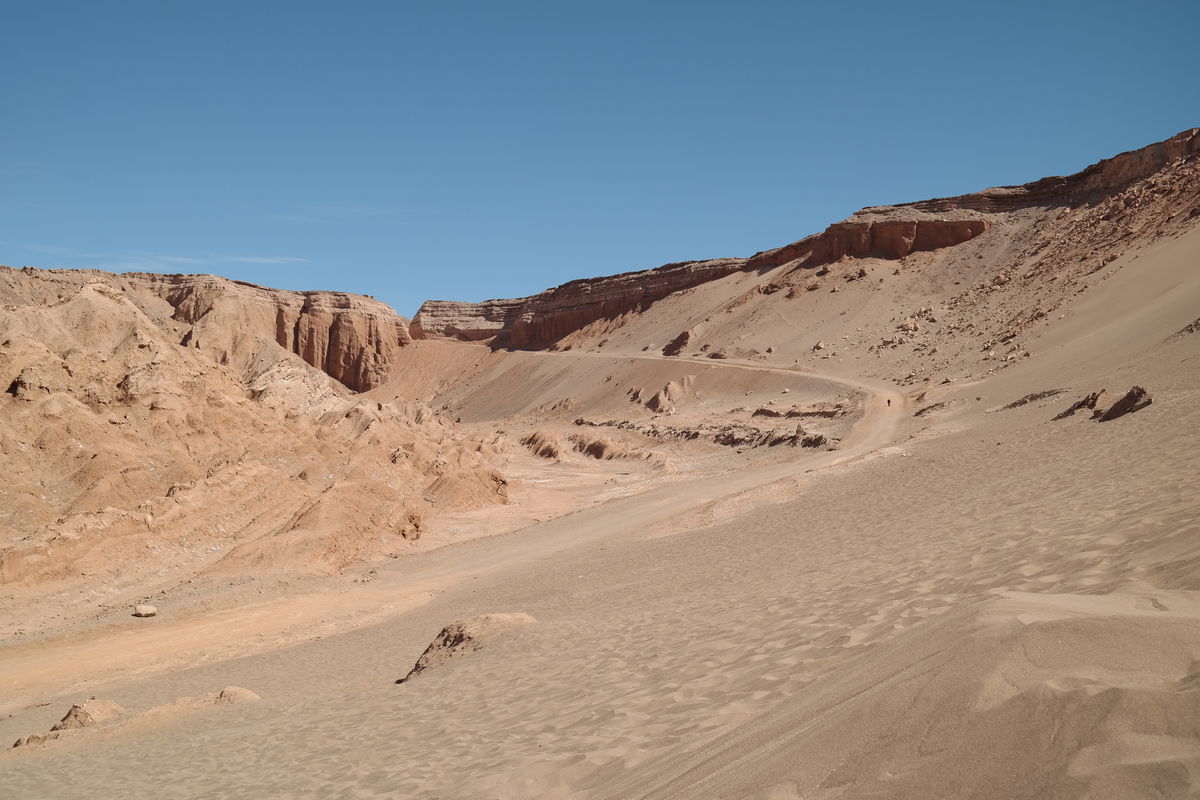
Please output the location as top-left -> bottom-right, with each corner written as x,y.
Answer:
133,604 -> 157,618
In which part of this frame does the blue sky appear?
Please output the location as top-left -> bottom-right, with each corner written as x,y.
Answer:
2,1 -> 1196,316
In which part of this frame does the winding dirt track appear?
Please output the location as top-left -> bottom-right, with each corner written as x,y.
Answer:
0,352 -> 907,709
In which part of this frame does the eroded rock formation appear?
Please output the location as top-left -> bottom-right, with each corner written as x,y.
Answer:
412,129 -> 1199,350
398,613 -> 535,682
409,298 -> 523,341
746,218 -> 991,271
128,273 -> 411,392
412,259 -> 744,347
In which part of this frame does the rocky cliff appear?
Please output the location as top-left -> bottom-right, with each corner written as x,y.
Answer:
410,299 -> 525,341
748,128 -> 1199,270
411,218 -> 992,348
411,259 -> 746,346
0,265 -> 508,611
127,273 -> 411,392
412,129 -> 1198,349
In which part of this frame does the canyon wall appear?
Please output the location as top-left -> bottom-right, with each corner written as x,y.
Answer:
411,259 -> 746,347
412,219 -> 993,348
409,299 -> 524,341
745,218 -> 991,271
127,273 -> 410,392
413,128 -> 1197,349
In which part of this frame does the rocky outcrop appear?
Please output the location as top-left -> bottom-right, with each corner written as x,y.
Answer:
1053,391 -> 1107,421
884,128 -> 1200,215
521,430 -> 564,459
412,259 -> 744,347
662,329 -> 692,357
127,273 -> 411,392
50,699 -> 125,731
746,218 -> 991,271
397,613 -> 535,683
411,220 -> 988,348
0,265 -> 509,612
409,298 -> 524,341
1097,386 -> 1152,422
412,131 -> 1199,350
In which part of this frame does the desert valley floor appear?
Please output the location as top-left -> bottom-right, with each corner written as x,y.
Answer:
2,130 -> 1200,798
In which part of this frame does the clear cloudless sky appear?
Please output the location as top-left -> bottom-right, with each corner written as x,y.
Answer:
1,0 -> 1197,316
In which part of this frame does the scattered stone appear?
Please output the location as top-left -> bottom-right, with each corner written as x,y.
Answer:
1053,391 -> 1106,420
398,613 -> 535,683
914,401 -> 950,417
1000,389 -> 1067,410
1097,386 -> 1152,422
1166,317 -> 1200,343
13,731 -> 64,748
133,604 -> 157,618
50,698 -> 124,731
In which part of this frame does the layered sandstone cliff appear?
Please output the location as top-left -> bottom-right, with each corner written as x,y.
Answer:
127,273 -> 411,392
411,259 -> 746,345
410,299 -> 524,341
0,265 -> 508,616
411,219 -> 991,347
412,129 -> 1199,350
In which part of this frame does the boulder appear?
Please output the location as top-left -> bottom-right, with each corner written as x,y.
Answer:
1097,386 -> 1152,422
50,698 -> 125,731
133,604 -> 158,618
398,613 -> 535,683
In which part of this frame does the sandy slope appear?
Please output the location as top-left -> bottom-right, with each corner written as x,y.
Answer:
0,353 -> 899,708
3,351 -> 1196,797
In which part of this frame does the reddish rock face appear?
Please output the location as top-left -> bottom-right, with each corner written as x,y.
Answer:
410,299 -> 524,341
749,218 -> 990,271
410,129 -> 1197,352
127,273 -> 410,392
412,259 -> 744,349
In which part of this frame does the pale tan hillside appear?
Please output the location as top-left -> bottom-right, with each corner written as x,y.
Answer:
0,268 -> 508,640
